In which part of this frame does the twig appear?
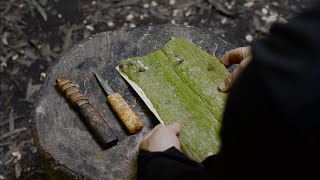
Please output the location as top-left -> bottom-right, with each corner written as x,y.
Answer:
4,94 -> 13,105
2,139 -> 33,165
9,108 -> 15,132
0,127 -> 27,141
0,0 -> 16,17
0,141 -> 12,147
207,0 -> 237,17
31,0 -> 47,21
11,76 -> 22,92
0,115 -> 26,127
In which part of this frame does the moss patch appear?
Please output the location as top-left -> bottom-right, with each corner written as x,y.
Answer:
119,38 -> 229,162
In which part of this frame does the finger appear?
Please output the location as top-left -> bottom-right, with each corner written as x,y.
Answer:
220,46 -> 251,67
218,57 -> 251,93
166,122 -> 181,135
142,124 -> 164,141
239,56 -> 252,68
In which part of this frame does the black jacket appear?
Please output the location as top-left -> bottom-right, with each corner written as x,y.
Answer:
138,4 -> 320,180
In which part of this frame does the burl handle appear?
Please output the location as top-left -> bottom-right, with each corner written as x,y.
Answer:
107,93 -> 143,134
56,77 -> 118,149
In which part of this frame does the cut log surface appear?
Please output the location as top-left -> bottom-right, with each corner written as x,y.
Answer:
32,24 -> 232,180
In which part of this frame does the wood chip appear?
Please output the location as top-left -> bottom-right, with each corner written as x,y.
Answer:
169,0 -> 176,5
85,25 -> 94,31
244,1 -> 254,8
9,109 -> 15,132
126,14 -> 134,21
12,151 -> 21,163
150,1 -> 158,7
143,3 -> 149,8
32,0 -> 47,21
15,163 -> 21,178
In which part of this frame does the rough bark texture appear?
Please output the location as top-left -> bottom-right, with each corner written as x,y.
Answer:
32,24 -> 232,180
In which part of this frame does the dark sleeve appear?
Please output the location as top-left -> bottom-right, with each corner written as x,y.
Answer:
215,4 -> 320,179
137,147 -> 206,180
137,4 -> 320,180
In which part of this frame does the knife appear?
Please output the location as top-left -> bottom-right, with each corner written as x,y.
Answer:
95,73 -> 144,134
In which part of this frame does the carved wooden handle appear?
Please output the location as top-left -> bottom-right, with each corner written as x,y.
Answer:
107,93 -> 143,134
56,77 -> 118,149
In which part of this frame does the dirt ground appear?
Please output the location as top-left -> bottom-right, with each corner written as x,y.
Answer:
0,0 -> 316,179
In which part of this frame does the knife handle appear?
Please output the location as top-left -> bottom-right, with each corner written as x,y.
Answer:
78,103 -> 119,148
107,93 -> 143,134
56,77 -> 118,149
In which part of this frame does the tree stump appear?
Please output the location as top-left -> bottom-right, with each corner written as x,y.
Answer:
32,24 -> 233,180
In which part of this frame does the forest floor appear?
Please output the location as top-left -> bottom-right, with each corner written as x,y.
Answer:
0,0 -> 315,179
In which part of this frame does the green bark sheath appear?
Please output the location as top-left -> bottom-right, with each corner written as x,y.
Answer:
119,38 -> 229,162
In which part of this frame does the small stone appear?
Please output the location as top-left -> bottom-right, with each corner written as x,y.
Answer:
0,175 -> 5,180
91,1 -> 96,5
1,62 -> 7,68
140,15 -> 144,20
151,1 -> 158,7
143,3 -> 150,8
40,72 -> 46,81
58,14 -> 62,18
173,9 -> 179,17
83,20 -> 87,24
129,23 -> 136,28
272,2 -> 279,6
169,0 -> 176,5
86,25 -> 94,31
183,22 -> 189,26
171,19 -> 176,24
185,9 -> 192,17
32,146 -> 37,153
262,8 -> 268,14
245,34 -> 254,42
107,21 -> 114,27
225,2 -> 233,10
244,1 -> 254,8
126,14 -> 134,21
221,17 -> 227,24
12,54 -> 19,61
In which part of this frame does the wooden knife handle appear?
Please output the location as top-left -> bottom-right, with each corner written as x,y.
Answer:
107,93 -> 143,134
78,104 -> 118,148
56,77 -> 118,149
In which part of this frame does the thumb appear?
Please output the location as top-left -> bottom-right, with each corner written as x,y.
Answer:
166,122 -> 181,135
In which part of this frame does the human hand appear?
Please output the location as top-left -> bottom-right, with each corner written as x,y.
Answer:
139,123 -> 181,152
218,46 -> 252,93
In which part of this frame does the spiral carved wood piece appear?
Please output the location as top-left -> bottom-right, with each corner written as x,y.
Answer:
56,77 -> 118,149
56,78 -> 89,107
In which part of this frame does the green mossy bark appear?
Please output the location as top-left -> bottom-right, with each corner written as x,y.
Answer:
119,38 -> 229,162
